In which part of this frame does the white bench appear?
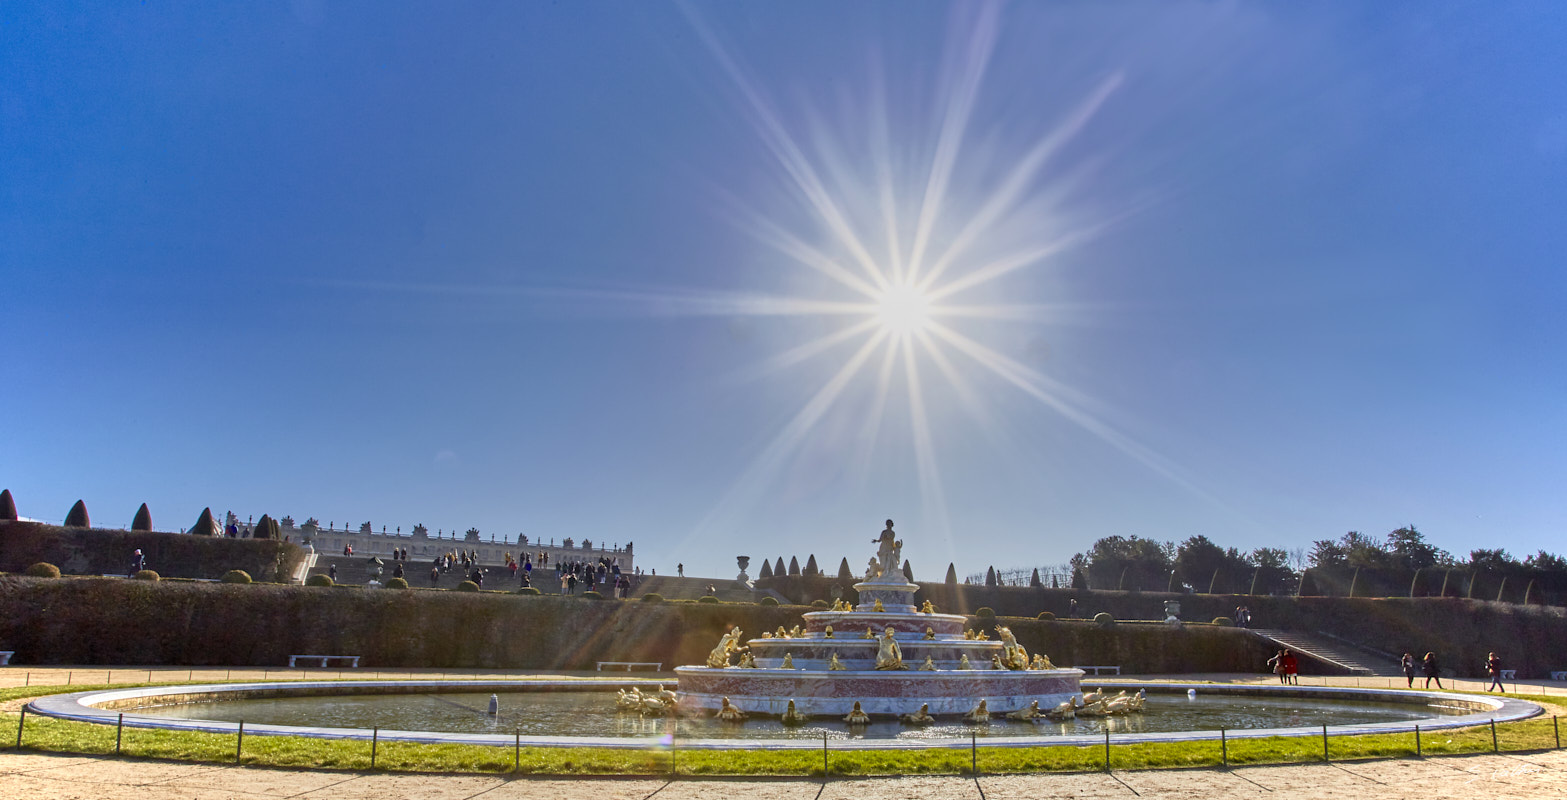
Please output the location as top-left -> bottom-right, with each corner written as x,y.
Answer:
289,655 -> 361,668
1079,665 -> 1121,675
596,661 -> 662,671
1499,669 -> 1517,680
1551,670 -> 1566,681
0,651 -> 13,665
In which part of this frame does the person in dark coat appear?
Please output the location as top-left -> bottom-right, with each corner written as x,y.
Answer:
1486,652 -> 1505,692
1400,653 -> 1416,688
1423,651 -> 1444,689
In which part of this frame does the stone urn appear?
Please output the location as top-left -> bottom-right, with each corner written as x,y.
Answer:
736,556 -> 751,581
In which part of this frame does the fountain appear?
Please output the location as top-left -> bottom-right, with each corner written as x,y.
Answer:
674,520 -> 1083,717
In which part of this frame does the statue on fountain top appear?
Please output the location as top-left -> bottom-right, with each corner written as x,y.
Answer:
871,519 -> 904,582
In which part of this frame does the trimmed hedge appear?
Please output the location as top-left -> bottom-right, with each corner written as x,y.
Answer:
1037,611 -> 1055,620
758,596 -> 779,606
516,587 -> 542,595
1094,612 -> 1116,627
133,570 -> 160,581
0,520 -> 305,580
640,593 -> 664,603
64,500 -> 90,528
26,562 -> 61,578
306,574 -> 334,587
131,504 -> 153,532
222,570 -> 253,584
383,577 -> 409,590
810,599 -> 830,609
581,591 -> 604,600
975,606 -> 996,618
698,595 -> 720,604
455,581 -> 479,592
1211,616 -> 1234,627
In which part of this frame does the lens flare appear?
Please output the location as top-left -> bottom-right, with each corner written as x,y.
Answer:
876,284 -> 933,335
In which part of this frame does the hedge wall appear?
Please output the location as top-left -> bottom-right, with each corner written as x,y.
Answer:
0,576 -> 1280,672
0,521 -> 307,582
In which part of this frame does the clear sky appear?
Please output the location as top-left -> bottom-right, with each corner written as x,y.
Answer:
4,2 -> 1566,579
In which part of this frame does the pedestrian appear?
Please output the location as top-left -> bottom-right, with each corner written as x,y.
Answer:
393,562 -> 404,579
1486,652 -> 1505,692
329,563 -> 338,582
567,573 -> 577,595
1267,650 -> 1287,684
1281,649 -> 1298,685
129,549 -> 145,576
678,563 -> 684,577
1400,653 -> 1416,688
430,565 -> 440,585
1423,651 -> 1444,689
1069,598 -> 1078,618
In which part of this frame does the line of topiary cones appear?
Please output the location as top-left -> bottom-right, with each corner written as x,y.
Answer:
0,489 -> 282,539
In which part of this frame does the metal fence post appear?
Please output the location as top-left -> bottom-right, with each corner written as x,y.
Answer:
371,727 -> 378,768
1555,716 -> 1560,750
1490,719 -> 1498,752
972,732 -> 978,775
236,721 -> 244,764
671,735 -> 677,778
15,707 -> 25,749
823,733 -> 829,778
1220,728 -> 1227,767
514,728 -> 520,772
1415,724 -> 1421,757
1322,725 -> 1329,762
116,713 -> 124,755
1104,729 -> 1111,773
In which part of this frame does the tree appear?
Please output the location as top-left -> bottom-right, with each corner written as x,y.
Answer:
838,557 -> 855,582
1524,550 -> 1567,574
254,514 -> 280,540
0,489 -> 16,521
1469,548 -> 1516,571
788,556 -> 801,576
1341,531 -> 1389,569
1174,535 -> 1237,592
131,503 -> 152,532
1082,535 -> 1173,591
64,499 -> 90,528
190,507 -> 220,536
1308,539 -> 1347,569
1385,525 -> 1446,571
804,554 -> 820,577
758,559 -> 774,579
1247,547 -> 1297,595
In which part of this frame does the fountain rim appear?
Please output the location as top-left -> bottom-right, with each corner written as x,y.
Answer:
25,679 -> 1542,751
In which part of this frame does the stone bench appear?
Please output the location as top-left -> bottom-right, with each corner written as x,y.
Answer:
1550,670 -> 1566,681
288,655 -> 361,668
596,661 -> 662,671
1079,665 -> 1121,675
0,651 -> 13,666
1499,669 -> 1517,680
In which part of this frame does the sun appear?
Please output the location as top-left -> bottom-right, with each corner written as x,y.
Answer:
875,283 -> 933,335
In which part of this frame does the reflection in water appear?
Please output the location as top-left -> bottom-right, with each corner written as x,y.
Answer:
132,691 -> 1460,741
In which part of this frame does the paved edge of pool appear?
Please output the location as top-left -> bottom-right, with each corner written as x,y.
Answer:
26,679 -> 1543,751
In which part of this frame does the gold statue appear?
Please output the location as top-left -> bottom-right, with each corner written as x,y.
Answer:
730,650 -> 756,669
961,699 -> 990,724
991,654 -> 1005,670
963,629 -> 975,640
824,625 -> 834,638
828,653 -> 847,671
862,626 -> 875,639
774,626 -> 788,639
782,652 -> 794,669
1030,653 -> 1055,670
919,656 -> 937,671
843,701 -> 871,725
921,600 -> 936,614
873,599 -> 885,612
706,629 -> 741,668
715,697 -> 747,722
874,625 -> 906,670
1006,700 -> 1042,722
780,699 -> 807,726
900,703 -> 936,725
975,630 -> 989,641
788,625 -> 803,638
959,654 -> 972,670
923,626 -> 935,640
995,625 -> 1028,671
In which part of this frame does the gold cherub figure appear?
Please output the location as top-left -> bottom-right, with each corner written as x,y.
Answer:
873,599 -> 885,612
924,626 -> 936,640
959,654 -> 972,669
919,656 -> 937,671
782,652 -> 795,669
824,625 -> 834,638
774,626 -> 788,639
963,629 -> 976,640
862,626 -> 875,639
921,600 -> 936,613
828,653 -> 847,671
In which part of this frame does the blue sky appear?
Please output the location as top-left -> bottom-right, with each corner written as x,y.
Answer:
4,2 -> 1565,578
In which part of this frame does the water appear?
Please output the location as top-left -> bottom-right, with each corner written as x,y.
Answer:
131,690 -> 1467,740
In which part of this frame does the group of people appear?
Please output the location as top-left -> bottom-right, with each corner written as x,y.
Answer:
1400,651 -> 1509,692
553,556 -> 636,598
1233,605 -> 1253,628
1266,649 -> 1299,684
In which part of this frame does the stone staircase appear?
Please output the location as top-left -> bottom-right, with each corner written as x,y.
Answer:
1249,628 -> 1403,676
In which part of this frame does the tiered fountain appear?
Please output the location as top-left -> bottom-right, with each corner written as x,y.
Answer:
675,521 -> 1083,717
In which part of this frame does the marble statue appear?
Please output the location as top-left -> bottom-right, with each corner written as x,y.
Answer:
959,654 -> 972,669
921,600 -> 936,613
843,701 -> 871,725
919,656 -> 937,671
828,653 -> 847,670
875,625 -> 907,670
961,699 -> 990,724
782,653 -> 794,669
900,703 -> 936,725
715,697 -> 747,722
706,630 -> 740,668
995,625 -> 1028,671
872,519 -> 903,577
873,599 -> 885,612
924,626 -> 936,640
1006,700 -> 1043,722
780,699 -> 807,726
865,557 -> 881,580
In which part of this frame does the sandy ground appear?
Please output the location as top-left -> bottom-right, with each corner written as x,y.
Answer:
3,750 -> 1567,800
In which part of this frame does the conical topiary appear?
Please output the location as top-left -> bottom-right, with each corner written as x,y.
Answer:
1030,568 -> 1043,588
945,563 -> 958,585
788,556 -> 801,576
64,499 -> 90,528
985,566 -> 997,587
190,507 -> 220,536
774,557 -> 786,577
131,503 -> 152,532
902,559 -> 913,582
0,489 -> 16,521
758,558 -> 774,579
804,554 -> 819,577
254,514 -> 281,540
837,557 -> 854,582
